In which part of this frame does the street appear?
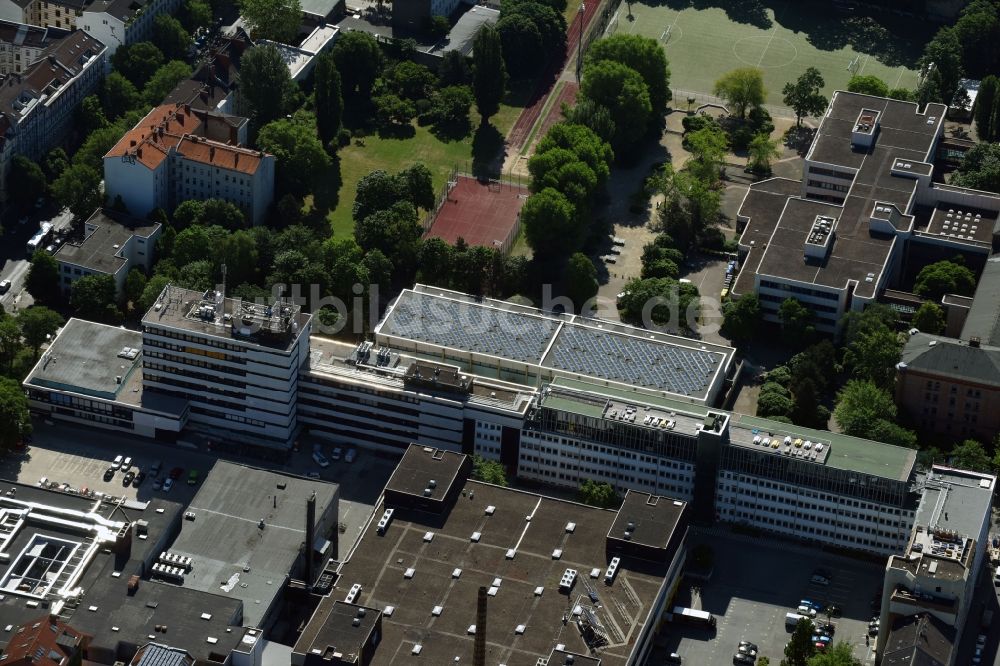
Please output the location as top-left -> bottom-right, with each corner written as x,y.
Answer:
0,204 -> 74,312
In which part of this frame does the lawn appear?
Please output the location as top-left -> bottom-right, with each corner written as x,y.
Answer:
610,0 -> 934,108
319,102 -> 525,239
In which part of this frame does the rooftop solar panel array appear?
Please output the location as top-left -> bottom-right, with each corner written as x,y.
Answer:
548,326 -> 721,397
380,293 -> 557,362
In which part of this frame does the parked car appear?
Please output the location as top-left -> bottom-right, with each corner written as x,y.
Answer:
121,456 -> 132,471
169,467 -> 183,480
132,471 -> 145,487
733,653 -> 753,665
331,447 -> 343,461
150,460 -> 162,477
187,469 -> 199,486
307,472 -> 321,479
824,604 -> 841,617
800,600 -> 822,611
122,471 -> 135,486
163,478 -> 174,492
0,280 -> 11,295
345,448 -> 357,463
103,467 -> 115,481
810,574 -> 829,585
665,653 -> 682,664
312,451 -> 330,468
112,455 -> 124,470
797,605 -> 818,618
152,480 -> 163,491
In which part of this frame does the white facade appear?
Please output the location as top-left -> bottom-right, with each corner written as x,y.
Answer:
55,210 -> 161,295
79,0 -> 180,56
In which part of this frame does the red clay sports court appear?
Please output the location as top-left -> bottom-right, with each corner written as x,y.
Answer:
424,175 -> 529,254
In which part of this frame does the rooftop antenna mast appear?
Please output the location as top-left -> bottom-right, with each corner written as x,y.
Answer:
216,263 -> 227,324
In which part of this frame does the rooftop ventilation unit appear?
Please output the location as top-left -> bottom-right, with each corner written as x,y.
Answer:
559,568 -> 578,592
345,584 -> 362,603
376,509 -> 394,536
604,557 -> 621,585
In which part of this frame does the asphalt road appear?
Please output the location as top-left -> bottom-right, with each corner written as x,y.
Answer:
1,205 -> 74,312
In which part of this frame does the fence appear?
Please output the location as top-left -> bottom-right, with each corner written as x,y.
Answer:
421,170 -> 529,231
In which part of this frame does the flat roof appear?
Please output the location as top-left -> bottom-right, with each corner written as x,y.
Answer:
54,209 -> 159,275
297,477 -> 675,664
609,490 -> 685,550
915,465 -> 995,539
142,285 -> 311,352
385,445 -> 466,500
169,461 -> 338,628
377,286 -> 735,403
24,318 -> 187,414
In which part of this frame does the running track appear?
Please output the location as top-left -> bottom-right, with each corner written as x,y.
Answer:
507,0 -> 602,151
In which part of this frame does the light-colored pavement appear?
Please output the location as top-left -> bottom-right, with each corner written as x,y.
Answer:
1,207 -> 74,312
3,419 -> 396,559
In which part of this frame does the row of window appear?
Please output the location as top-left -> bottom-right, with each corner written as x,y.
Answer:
719,472 -> 913,515
759,279 -> 840,301
807,179 -> 850,193
808,166 -> 854,181
719,508 -> 900,549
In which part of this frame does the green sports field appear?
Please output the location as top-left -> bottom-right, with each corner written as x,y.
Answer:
608,0 -> 931,109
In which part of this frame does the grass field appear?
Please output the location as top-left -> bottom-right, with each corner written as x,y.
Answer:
318,101 -> 524,239
609,0 -> 932,108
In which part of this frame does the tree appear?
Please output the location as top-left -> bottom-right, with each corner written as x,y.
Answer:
580,60 -> 652,151
179,0 -> 212,31
747,133 -> 780,175
782,67 -> 827,127
521,188 -> 579,256
472,25 -> 506,124
617,277 -> 700,331
257,113 -> 332,196
240,45 -> 297,129
844,327 -> 901,390
73,124 -> 127,171
887,87 -> 915,101
713,67 -> 765,118
152,14 -> 191,61
950,439 -> 993,473
952,142 -> 1000,194
974,75 -> 998,142
199,198 -> 247,230
578,479 -> 620,508
784,618 -> 816,666
25,251 -> 61,306
806,642 -> 860,666
124,269 -> 147,310
143,60 -> 193,106
914,259 -> 976,300
138,275 -> 171,313
833,380 -> 917,448
586,34 -> 671,113
52,164 -> 102,220
239,0 -> 302,43
496,1 -> 566,77
536,122 -> 613,185
471,455 -> 509,486
7,155 -> 47,209
17,307 -> 63,360
439,50 -> 470,86
384,61 -> 437,101
684,126 -> 728,186
0,378 -> 31,451
398,164 -> 435,211
42,148 -> 70,182
332,31 -> 382,99
721,293 -> 761,344
564,99 -> 616,144
79,95 -> 109,134
313,53 -> 342,148
373,93 -> 415,127
846,74 -> 889,97
565,253 -> 598,310
778,298 -> 813,347
0,317 -> 22,375
70,275 -> 121,323
102,73 -> 142,120
427,85 -> 474,126
912,301 -> 945,335
919,26 -> 964,105
112,41 -> 165,88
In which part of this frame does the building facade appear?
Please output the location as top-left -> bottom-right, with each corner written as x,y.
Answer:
103,104 -> 274,224
0,29 -> 105,200
0,19 -> 71,73
79,0 -> 180,55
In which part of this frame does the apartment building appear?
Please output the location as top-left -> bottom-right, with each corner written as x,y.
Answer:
103,103 -> 275,224
0,29 -> 104,200
876,466 -> 995,665
140,285 -> 312,448
0,19 -> 70,73
732,92 -> 1000,333
53,208 -> 161,295
79,0 -> 179,55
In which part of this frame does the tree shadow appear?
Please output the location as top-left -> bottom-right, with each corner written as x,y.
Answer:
471,122 -> 505,179
375,123 -> 417,140
429,117 -> 472,143
310,154 -> 342,217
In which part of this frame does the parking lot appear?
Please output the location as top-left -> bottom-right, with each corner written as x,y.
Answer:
652,529 -> 884,665
1,420 -> 397,559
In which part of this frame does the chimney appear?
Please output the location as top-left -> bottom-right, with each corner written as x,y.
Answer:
209,146 -> 215,161
969,336 -> 981,348
305,492 -> 316,587
474,586 -> 487,666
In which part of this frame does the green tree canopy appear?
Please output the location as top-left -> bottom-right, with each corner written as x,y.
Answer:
585,34 -> 671,113
782,67 -> 827,127
472,25 -> 507,123
952,142 -> 1000,194
721,293 -> 761,345
778,298 -> 814,347
684,125 -> 728,186
918,26 -> 964,105
913,259 -> 976,300
7,155 -> 47,209
17,307 -> 63,360
332,31 -> 383,99
112,41 -> 165,88
911,301 -> 945,335
806,642 -> 861,666
846,74 -> 889,97
313,53 -> 343,147
712,67 -> 765,118
102,72 -> 142,120
179,0 -> 211,31
52,164 -> 102,220
784,617 -> 816,666
833,380 -> 916,448
617,277 -> 700,331
579,60 -> 652,152
565,252 -> 598,310
70,275 -> 121,324
257,112 -> 332,196
138,275 -> 172,313
496,0 -> 566,77
747,132 -> 780,174
25,251 -> 61,306
843,326 -> 901,390
973,75 -> 999,142
0,315 -> 23,375
0,378 -> 31,451
143,60 -> 193,106
520,187 -> 579,256
471,455 -> 509,486
152,14 -> 191,61
578,479 -> 620,508
239,0 -> 302,43
535,122 -> 614,185
950,439 -> 993,473
240,44 -> 297,129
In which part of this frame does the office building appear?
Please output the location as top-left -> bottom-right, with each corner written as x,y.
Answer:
732,92 -> 1000,333
54,208 -> 161,296
876,466 -> 995,665
293,444 -> 689,666
104,104 -> 275,224
140,285 -> 312,448
0,29 -> 105,201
